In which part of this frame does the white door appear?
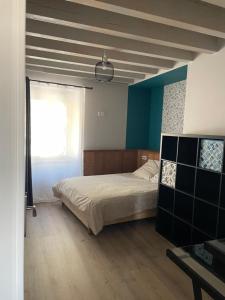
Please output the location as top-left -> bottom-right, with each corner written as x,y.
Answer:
0,0 -> 26,299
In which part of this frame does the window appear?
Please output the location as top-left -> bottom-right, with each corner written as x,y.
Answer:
30,83 -> 85,202
31,99 -> 67,158
31,83 -> 84,159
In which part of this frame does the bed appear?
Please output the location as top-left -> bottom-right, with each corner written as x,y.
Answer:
53,155 -> 160,235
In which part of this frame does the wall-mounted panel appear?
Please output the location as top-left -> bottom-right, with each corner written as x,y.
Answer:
83,149 -> 138,175
162,80 -> 186,134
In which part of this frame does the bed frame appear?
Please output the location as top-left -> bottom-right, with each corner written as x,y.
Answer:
60,149 -> 160,234
62,196 -> 157,234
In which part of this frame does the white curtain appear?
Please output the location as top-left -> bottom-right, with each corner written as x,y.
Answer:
30,82 -> 85,203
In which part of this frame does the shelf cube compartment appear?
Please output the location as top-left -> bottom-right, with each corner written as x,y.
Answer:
161,136 -> 178,162
194,200 -> 218,238
174,191 -> 193,223
158,134 -> 225,247
161,160 -> 176,188
177,137 -> 198,166
196,169 -> 220,205
156,209 -> 173,240
220,175 -> 225,209
158,184 -> 174,212
199,139 -> 224,172
172,218 -> 192,246
176,164 -> 195,195
218,209 -> 225,239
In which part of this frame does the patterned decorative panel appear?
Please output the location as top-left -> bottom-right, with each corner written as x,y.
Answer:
162,80 -> 186,134
161,160 -> 177,188
199,139 -> 224,172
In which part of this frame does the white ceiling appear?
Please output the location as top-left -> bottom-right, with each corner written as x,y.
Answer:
26,0 -> 225,84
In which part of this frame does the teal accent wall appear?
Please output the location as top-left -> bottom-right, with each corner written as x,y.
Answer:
126,86 -> 150,149
148,87 -> 164,150
133,65 -> 188,89
126,65 -> 187,151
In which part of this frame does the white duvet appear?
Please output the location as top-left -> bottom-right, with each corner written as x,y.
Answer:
53,173 -> 158,235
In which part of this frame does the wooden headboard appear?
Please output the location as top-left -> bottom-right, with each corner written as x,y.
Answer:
84,149 -> 160,176
137,150 -> 160,168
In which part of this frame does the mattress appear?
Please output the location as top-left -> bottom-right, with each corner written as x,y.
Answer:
53,173 -> 158,235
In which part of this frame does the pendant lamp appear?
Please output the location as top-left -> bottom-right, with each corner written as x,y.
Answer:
95,51 -> 114,82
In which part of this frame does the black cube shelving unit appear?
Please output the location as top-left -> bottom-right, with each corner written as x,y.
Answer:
156,133 -> 225,246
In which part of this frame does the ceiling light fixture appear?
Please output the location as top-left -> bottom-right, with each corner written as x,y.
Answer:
95,51 -> 114,82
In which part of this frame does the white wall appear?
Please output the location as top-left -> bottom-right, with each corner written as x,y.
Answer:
0,0 -> 25,299
84,82 -> 128,149
183,47 -> 225,135
27,71 -> 128,150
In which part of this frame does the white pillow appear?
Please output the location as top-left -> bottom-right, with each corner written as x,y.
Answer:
133,159 -> 159,181
150,173 -> 159,184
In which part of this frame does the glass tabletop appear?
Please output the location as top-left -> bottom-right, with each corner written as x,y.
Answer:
167,239 -> 225,300
181,239 -> 225,283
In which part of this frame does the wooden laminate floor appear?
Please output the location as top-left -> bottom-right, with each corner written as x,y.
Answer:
25,202 -> 212,300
